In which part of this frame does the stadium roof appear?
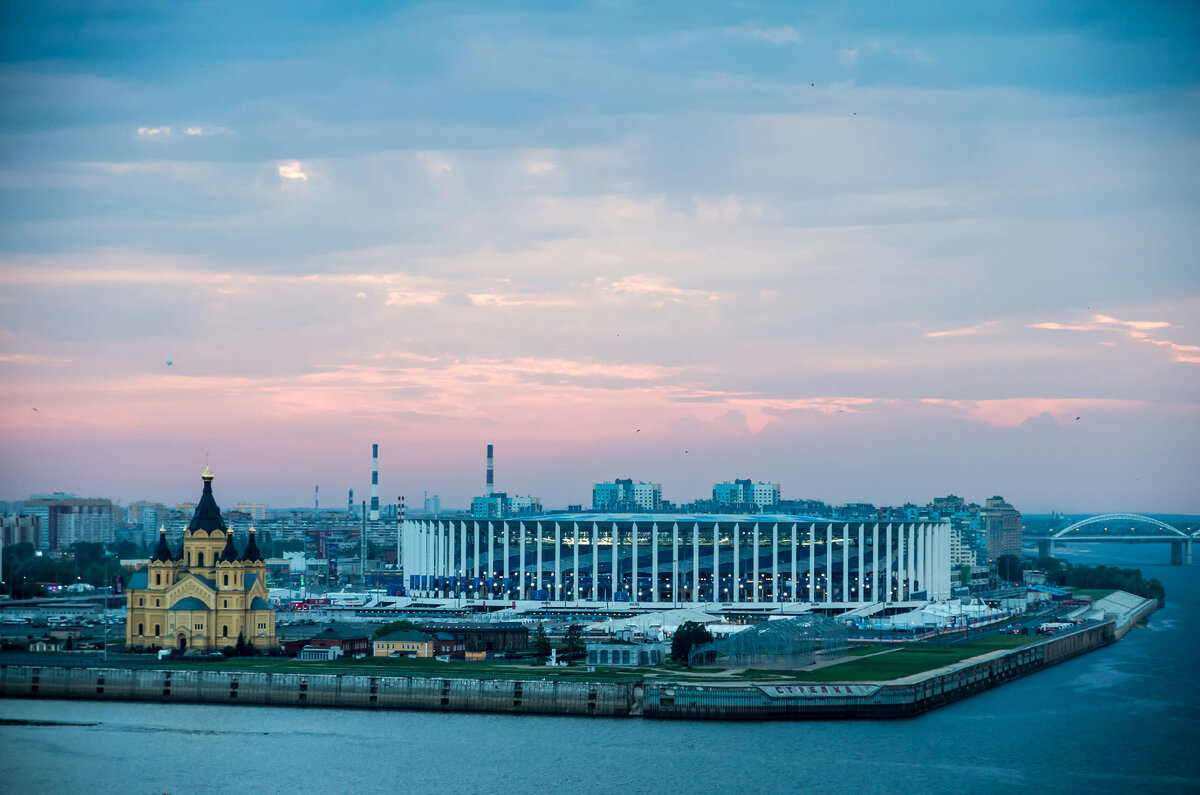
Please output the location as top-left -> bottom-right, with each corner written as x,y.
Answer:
474,513 -> 847,524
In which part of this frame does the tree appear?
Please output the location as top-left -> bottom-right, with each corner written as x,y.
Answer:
996,554 -> 1025,583
670,621 -> 714,665
235,631 -> 247,657
374,620 -> 420,638
534,625 -> 551,665
562,624 -> 585,664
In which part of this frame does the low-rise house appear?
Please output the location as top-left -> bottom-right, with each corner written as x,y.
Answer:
282,626 -> 370,657
374,630 -> 432,658
419,621 -> 528,652
586,642 -> 665,667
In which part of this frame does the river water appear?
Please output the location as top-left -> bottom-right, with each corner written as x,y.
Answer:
1,544 -> 1196,794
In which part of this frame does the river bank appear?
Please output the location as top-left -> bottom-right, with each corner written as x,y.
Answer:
0,597 -> 1155,720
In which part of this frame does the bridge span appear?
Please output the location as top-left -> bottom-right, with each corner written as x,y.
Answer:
1035,513 -> 1194,565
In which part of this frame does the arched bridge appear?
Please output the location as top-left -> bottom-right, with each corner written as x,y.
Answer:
1038,513 -> 1193,565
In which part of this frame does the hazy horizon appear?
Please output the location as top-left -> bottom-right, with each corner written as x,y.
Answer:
2,4 -> 1197,514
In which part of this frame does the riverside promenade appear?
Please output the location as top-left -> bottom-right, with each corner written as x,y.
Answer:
0,596 -> 1157,722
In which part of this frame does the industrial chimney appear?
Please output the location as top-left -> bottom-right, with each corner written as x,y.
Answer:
486,444 -> 494,497
370,443 -> 380,521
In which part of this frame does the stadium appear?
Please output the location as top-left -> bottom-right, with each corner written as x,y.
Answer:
402,514 -> 952,606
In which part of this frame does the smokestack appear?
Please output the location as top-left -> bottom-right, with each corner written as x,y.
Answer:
348,488 -> 354,515
486,443 -> 494,497
370,443 -> 380,521
315,485 -> 319,512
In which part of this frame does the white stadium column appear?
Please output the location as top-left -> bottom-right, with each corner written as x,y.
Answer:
554,522 -> 562,600
872,524 -> 880,603
841,524 -> 849,604
858,523 -> 865,604
536,521 -> 545,593
732,523 -> 740,603
884,523 -> 893,603
918,523 -> 925,598
651,523 -> 659,604
472,521 -> 480,595
808,524 -> 816,603
923,523 -> 931,599
590,522 -> 599,600
611,523 -> 619,599
752,522 -> 760,603
672,523 -> 679,605
791,523 -> 798,602
771,523 -> 779,603
902,525 -> 912,600
487,522 -> 495,596
573,522 -> 580,601
631,522 -> 639,601
502,522 -> 510,597
518,522 -> 526,598
825,523 -> 833,603
712,522 -> 719,602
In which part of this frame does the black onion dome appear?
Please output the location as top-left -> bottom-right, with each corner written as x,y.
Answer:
241,526 -> 264,562
217,531 -> 240,563
150,526 -> 173,563
188,464 -> 227,533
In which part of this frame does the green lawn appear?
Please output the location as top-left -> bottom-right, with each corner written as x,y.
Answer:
780,635 -> 1038,682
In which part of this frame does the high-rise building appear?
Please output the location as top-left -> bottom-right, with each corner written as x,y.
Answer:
229,503 -> 267,521
126,501 -> 170,548
983,496 -> 1023,562
712,480 -> 780,511
593,479 -> 661,511
950,527 -> 977,567
1,515 -> 40,547
24,494 -> 114,550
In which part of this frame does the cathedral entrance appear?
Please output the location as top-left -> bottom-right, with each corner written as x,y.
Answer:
177,635 -> 187,651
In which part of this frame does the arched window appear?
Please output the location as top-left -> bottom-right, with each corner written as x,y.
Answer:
138,623 -> 143,635
154,624 -> 160,636
155,573 -> 161,586
198,552 -> 204,567
222,625 -> 228,638
223,574 -> 229,586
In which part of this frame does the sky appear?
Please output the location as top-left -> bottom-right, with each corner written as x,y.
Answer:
1,2 -> 1198,513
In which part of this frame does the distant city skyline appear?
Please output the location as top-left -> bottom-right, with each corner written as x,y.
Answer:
1,4 -> 1197,513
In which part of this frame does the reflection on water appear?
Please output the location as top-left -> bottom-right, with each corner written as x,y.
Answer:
1,544 -> 1197,795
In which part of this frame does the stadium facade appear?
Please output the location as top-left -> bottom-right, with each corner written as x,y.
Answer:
403,514 -> 952,604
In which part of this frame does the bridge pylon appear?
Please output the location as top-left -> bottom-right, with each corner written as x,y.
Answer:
1037,539 -> 1056,560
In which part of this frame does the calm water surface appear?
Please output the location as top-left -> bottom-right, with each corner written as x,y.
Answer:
2,544 -> 1197,794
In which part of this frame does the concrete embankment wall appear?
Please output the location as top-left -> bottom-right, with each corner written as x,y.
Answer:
644,621 -> 1118,720
1113,598 -> 1158,639
1,611 -> 1151,721
0,666 -> 637,718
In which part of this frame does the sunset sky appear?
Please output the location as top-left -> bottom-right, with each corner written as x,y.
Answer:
1,3 -> 1197,512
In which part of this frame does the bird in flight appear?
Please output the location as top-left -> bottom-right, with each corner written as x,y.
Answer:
636,429 -> 641,433
1075,416 -> 1081,421
166,359 -> 173,366
31,407 -> 37,412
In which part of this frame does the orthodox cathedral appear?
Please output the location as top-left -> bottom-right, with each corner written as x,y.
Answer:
125,465 -> 277,652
